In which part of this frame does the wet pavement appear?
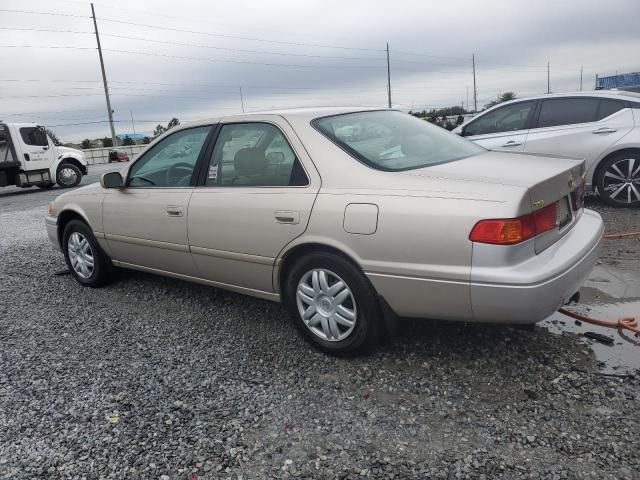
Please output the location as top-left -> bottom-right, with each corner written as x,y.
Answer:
540,267 -> 640,375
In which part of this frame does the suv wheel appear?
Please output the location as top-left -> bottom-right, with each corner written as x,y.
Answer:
596,153 -> 640,207
57,163 -> 82,188
62,220 -> 115,287
284,252 -> 384,355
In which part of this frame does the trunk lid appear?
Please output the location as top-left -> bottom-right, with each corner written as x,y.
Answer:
403,150 -> 586,252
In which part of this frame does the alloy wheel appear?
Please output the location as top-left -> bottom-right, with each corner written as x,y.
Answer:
67,232 -> 95,279
602,157 -> 640,204
296,268 -> 357,342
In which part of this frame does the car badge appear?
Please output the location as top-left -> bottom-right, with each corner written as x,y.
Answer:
533,199 -> 545,207
568,175 -> 575,188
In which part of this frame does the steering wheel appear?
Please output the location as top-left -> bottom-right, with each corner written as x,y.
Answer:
165,162 -> 194,186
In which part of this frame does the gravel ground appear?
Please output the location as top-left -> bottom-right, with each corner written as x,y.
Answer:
1,188 -> 639,479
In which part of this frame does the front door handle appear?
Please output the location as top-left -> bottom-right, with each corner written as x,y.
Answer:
592,127 -> 617,134
275,210 -> 300,224
501,140 -> 522,147
166,205 -> 183,217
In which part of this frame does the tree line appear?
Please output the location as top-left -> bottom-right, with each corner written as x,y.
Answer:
77,117 -> 181,149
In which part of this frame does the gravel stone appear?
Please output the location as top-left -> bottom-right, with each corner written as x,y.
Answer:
0,179 -> 638,479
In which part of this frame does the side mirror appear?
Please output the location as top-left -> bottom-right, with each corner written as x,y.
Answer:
101,171 -> 123,189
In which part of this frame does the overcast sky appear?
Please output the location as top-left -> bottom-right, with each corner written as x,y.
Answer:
1,0 -> 639,142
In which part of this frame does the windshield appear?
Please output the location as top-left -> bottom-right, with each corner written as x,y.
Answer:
313,110 -> 484,171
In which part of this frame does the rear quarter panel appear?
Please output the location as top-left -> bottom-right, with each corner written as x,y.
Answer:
291,189 -> 520,320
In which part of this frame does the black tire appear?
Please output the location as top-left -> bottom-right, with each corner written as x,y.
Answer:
595,152 -> 640,208
37,183 -> 55,190
56,162 -> 82,188
62,220 -> 115,287
284,252 -> 385,355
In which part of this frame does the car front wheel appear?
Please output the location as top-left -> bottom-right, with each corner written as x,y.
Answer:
62,220 -> 115,287
57,163 -> 82,188
284,252 -> 384,355
596,153 -> 640,207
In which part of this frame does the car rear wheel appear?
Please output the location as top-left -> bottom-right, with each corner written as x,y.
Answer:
284,252 -> 384,355
596,153 -> 640,208
57,163 -> 82,188
62,220 -> 115,287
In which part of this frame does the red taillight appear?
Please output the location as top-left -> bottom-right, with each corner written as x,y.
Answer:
533,202 -> 557,234
470,202 -> 557,245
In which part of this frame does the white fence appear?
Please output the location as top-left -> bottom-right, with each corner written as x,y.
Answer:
82,145 -> 147,165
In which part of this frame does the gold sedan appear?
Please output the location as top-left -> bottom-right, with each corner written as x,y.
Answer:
47,108 -> 604,354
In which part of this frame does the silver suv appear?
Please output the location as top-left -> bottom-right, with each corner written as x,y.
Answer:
453,91 -> 640,207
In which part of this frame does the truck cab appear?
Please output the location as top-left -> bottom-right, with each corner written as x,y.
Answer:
0,122 -> 88,190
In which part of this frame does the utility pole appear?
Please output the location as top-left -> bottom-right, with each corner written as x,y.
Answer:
466,87 -> 469,112
547,61 -> 550,94
386,43 -> 392,108
580,65 -> 583,91
239,86 -> 245,113
130,111 -> 136,136
91,3 -> 116,148
472,54 -> 477,113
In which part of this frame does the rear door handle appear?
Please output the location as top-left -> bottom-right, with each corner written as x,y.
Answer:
592,127 -> 617,134
166,205 -> 183,217
275,210 -> 300,224
501,140 -> 522,147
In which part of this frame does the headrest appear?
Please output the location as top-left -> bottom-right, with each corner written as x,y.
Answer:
234,148 -> 268,176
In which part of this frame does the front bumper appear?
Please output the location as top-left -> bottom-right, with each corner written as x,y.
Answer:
470,209 -> 604,323
46,216 -> 61,252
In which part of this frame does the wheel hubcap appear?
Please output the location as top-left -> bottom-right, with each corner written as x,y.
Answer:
59,167 -> 78,185
67,232 -> 94,279
603,158 -> 640,204
296,268 -> 356,342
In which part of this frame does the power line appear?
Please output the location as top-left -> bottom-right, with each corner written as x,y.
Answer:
98,33 -> 385,62
0,27 -> 93,34
1,45 -> 385,69
97,17 -> 384,52
101,48 -> 385,69
0,8 -> 88,18
1,45 -> 95,51
0,26 -> 385,61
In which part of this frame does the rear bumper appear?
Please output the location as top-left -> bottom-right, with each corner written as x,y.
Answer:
46,216 -> 61,252
470,209 -> 604,323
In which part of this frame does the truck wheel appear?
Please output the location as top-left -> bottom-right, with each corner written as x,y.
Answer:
62,220 -> 115,287
57,163 -> 82,188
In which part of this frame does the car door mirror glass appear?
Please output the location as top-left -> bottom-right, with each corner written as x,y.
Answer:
101,171 -> 123,189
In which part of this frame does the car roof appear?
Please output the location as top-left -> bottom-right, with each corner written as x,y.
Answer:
184,106 -> 387,128
491,90 -> 640,105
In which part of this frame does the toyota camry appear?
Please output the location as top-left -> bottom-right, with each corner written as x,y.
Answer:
46,108 -> 604,354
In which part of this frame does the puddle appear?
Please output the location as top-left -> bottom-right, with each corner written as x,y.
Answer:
540,287 -> 640,374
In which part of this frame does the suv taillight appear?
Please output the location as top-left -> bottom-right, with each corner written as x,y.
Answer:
469,202 -> 558,245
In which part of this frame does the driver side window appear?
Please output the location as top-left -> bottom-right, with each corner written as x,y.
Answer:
128,126 -> 211,188
464,101 -> 534,136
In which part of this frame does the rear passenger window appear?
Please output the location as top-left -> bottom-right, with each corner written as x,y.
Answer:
536,98 -> 599,128
206,123 -> 308,187
597,99 -> 627,120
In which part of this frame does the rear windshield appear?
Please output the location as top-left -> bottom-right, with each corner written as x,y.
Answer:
313,110 -> 484,171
